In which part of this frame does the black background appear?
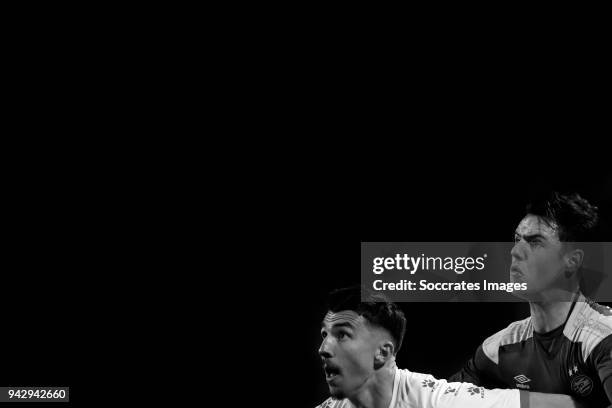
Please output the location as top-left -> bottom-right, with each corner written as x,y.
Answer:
1,172 -> 75,407
290,165 -> 612,408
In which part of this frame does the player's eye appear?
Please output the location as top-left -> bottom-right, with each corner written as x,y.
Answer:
337,331 -> 349,340
524,237 -> 541,247
321,331 -> 327,339
514,234 -> 521,243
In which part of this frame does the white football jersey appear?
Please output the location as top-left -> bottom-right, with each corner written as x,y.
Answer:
316,368 -> 522,408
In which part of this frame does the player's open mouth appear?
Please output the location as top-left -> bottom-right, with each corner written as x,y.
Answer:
324,365 -> 341,382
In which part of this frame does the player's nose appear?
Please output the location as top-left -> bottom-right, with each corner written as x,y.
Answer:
511,240 -> 526,261
318,337 -> 333,358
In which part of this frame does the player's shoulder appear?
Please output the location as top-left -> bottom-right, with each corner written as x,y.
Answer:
397,369 -> 442,404
400,369 -> 448,395
565,296 -> 612,359
314,397 -> 352,408
569,296 -> 612,333
401,368 -> 435,386
482,316 -> 533,364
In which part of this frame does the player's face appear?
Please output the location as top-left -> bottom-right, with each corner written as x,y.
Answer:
510,215 -> 567,298
319,311 -> 380,399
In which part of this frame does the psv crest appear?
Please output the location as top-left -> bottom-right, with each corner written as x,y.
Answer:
570,374 -> 593,397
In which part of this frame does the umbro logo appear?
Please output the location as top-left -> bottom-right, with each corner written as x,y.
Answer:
514,374 -> 531,384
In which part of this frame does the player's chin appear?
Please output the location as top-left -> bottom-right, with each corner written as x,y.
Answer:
327,380 -> 347,399
328,386 -> 347,400
509,273 -> 524,285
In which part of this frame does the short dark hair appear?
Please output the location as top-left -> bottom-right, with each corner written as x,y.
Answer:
526,192 -> 600,242
326,286 -> 406,355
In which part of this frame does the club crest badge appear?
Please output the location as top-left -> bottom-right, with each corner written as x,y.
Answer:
570,374 -> 593,396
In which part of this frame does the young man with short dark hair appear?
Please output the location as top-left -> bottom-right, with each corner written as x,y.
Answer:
450,192 -> 612,407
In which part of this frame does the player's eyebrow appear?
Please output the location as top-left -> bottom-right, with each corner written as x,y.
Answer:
330,321 -> 356,330
321,320 -> 357,329
515,232 -> 547,241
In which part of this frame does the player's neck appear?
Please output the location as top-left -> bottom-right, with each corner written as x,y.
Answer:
529,288 -> 579,333
347,363 -> 396,408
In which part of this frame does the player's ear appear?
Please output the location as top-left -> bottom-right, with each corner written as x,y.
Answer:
374,340 -> 395,368
564,248 -> 584,277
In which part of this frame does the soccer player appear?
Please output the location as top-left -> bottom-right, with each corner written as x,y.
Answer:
450,192 -> 612,406
316,286 -> 583,407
